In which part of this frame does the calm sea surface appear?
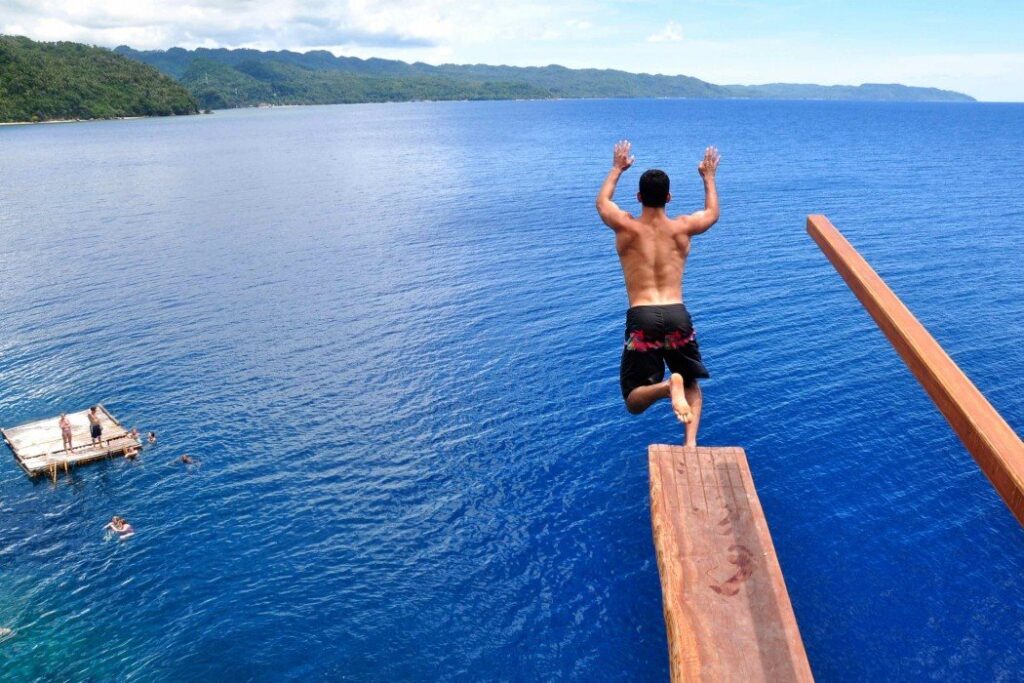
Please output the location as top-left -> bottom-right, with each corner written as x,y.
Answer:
1,99 -> 1022,681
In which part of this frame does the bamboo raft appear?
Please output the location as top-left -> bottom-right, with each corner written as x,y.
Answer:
1,405 -> 140,481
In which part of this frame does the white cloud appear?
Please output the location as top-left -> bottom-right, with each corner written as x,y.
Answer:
647,20 -> 683,43
0,0 -> 595,51
2,1 -> 1021,99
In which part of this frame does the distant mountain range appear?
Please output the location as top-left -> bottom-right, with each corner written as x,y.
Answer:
114,45 -> 976,109
0,36 -> 197,123
0,35 -> 976,124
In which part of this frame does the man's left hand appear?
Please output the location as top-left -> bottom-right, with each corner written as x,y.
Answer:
613,140 -> 635,171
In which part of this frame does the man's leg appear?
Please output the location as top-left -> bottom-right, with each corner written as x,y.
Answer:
683,380 -> 703,448
626,375 -> 693,424
625,380 -> 670,414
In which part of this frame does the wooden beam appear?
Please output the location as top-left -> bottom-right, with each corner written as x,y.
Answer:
807,214 -> 1024,524
649,445 -> 813,682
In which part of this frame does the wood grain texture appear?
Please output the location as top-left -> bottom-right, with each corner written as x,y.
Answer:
648,445 -> 813,682
807,215 -> 1024,524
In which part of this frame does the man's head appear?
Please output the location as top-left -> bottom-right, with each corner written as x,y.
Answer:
637,169 -> 671,208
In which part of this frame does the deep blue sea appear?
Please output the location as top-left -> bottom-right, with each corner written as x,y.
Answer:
0,99 -> 1022,681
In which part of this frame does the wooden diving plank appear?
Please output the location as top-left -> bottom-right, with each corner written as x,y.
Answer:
649,444 -> 813,682
807,215 -> 1024,525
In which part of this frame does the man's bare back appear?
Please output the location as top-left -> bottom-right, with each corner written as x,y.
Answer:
596,140 -> 721,445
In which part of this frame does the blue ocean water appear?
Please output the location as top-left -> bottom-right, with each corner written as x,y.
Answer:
0,98 -> 1022,681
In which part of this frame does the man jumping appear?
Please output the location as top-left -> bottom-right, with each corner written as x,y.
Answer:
596,140 -> 720,447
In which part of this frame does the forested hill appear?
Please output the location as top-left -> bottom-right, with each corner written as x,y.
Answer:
115,45 -> 976,108
724,82 -> 975,102
0,36 -> 198,123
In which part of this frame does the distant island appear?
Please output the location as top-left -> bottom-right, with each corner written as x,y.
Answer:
0,36 -> 198,123
115,45 -> 976,109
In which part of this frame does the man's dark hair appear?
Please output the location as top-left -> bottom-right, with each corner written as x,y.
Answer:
638,169 -> 670,208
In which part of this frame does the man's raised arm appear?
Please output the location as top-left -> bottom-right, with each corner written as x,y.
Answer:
596,140 -> 634,229
685,146 -> 721,235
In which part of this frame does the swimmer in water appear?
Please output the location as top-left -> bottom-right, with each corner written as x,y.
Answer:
147,431 -> 157,445
105,516 -> 134,536
180,454 -> 193,464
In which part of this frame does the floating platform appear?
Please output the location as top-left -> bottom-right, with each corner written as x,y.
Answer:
1,405 -> 139,480
648,445 -> 813,682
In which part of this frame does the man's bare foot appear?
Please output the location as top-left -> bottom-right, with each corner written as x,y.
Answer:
669,373 -> 692,424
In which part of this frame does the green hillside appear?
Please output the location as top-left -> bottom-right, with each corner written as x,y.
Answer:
179,58 -> 549,110
115,45 -> 976,108
0,35 -> 198,123
725,82 -> 975,102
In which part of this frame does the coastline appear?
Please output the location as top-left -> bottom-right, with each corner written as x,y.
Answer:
0,116 -> 146,127
0,114 -> 197,127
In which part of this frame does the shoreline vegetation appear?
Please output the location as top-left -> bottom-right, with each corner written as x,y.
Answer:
116,44 -> 976,110
0,36 -> 198,123
1,34 -> 976,125
0,115 -> 147,126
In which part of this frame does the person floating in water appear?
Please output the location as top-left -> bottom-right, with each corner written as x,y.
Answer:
88,406 -> 103,446
123,427 -> 141,459
180,454 -> 193,465
58,412 -> 73,452
105,515 -> 134,537
147,431 -> 157,445
596,140 -> 720,447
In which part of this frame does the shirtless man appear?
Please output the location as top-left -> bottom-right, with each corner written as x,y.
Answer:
58,413 -> 73,452
596,140 -> 720,447
88,405 -> 103,446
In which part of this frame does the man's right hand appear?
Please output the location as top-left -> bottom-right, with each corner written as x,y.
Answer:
698,146 -> 720,179
613,140 -> 634,171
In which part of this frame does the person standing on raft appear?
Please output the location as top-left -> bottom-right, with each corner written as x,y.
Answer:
596,140 -> 720,447
58,412 -> 73,452
88,405 -> 103,446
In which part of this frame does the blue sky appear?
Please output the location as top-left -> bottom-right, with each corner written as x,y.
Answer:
2,0 -> 1023,100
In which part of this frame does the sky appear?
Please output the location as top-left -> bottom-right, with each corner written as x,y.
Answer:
2,1 -> 1023,101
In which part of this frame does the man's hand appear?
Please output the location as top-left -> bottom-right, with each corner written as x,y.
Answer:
598,140 -> 634,230
613,140 -> 634,172
698,146 -> 720,180
687,146 -> 721,235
